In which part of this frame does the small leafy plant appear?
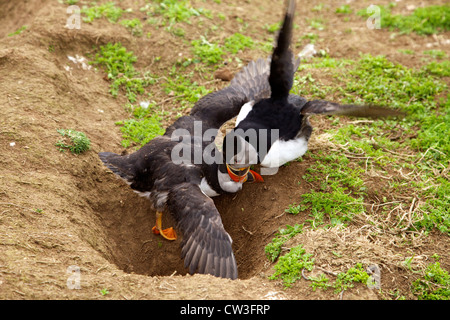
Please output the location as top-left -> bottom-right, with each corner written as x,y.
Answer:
56,129 -> 91,154
412,261 -> 450,300
8,25 -> 27,37
119,18 -> 143,36
265,224 -> 304,262
269,245 -> 314,288
332,263 -> 370,294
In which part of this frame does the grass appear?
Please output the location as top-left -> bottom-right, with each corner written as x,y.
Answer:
55,129 -> 91,155
119,18 -> 143,36
357,4 -> 450,35
332,263 -> 370,294
89,42 -> 164,148
75,0 -> 448,298
335,5 -> 352,15
300,54 -> 448,235
190,33 -> 254,65
115,114 -> 165,148
149,0 -> 210,24
8,25 -> 27,37
191,37 -> 225,65
163,67 -> 211,107
265,224 -> 304,263
224,33 -> 254,54
90,43 -> 157,103
268,245 -> 314,288
412,261 -> 450,300
81,2 -> 127,23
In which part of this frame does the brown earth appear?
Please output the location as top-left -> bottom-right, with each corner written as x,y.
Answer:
0,0 -> 448,300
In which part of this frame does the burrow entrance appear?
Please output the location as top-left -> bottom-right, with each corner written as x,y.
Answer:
82,159 -> 310,280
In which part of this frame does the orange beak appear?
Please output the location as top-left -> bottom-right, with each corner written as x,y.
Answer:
226,165 -> 264,183
248,169 -> 264,183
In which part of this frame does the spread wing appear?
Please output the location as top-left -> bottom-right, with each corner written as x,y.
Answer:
167,183 -> 238,279
190,58 -> 271,130
300,100 -> 406,118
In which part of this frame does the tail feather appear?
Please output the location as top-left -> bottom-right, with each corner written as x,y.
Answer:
269,0 -> 296,100
98,152 -> 135,183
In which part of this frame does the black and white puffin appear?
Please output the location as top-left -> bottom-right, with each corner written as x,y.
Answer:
97,26 -> 287,279
223,0 -> 404,170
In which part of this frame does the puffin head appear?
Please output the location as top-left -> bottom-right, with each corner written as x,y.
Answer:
222,131 -> 264,183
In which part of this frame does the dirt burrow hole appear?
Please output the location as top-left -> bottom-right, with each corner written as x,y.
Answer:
82,161 -> 303,280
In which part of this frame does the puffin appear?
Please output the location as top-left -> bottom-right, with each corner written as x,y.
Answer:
223,0 -> 405,170
96,7 -> 304,279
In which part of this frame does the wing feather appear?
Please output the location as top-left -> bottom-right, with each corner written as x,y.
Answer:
300,100 -> 406,118
167,183 -> 238,279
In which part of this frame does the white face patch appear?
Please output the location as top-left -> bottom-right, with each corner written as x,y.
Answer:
235,100 -> 255,127
200,177 -> 220,197
260,136 -> 308,168
217,171 -> 243,193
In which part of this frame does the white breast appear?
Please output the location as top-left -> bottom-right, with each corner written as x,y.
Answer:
260,136 -> 308,168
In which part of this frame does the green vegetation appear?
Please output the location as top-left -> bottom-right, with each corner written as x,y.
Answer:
163,67 -> 211,107
358,4 -> 450,35
90,43 -> 156,103
90,42 -> 163,148
265,22 -> 281,34
269,245 -> 314,288
224,33 -> 254,54
423,50 -> 447,60
81,2 -> 126,23
308,18 -> 326,31
81,2 -> 146,37
99,288 -> 110,296
189,32 -> 254,65
335,5 -> 352,15
294,54 -> 449,235
148,0 -> 210,24
8,25 -> 27,37
116,114 -> 165,148
191,37 -> 225,65
412,261 -> 450,300
119,18 -> 143,36
55,129 -> 91,155
332,263 -> 370,294
265,224 -> 304,262
298,153 -> 365,227
268,50 -> 449,294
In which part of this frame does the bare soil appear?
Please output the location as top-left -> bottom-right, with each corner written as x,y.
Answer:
0,0 -> 448,300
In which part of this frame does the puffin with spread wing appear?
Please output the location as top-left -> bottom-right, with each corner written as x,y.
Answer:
97,28 -> 280,279
99,0 -> 403,280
